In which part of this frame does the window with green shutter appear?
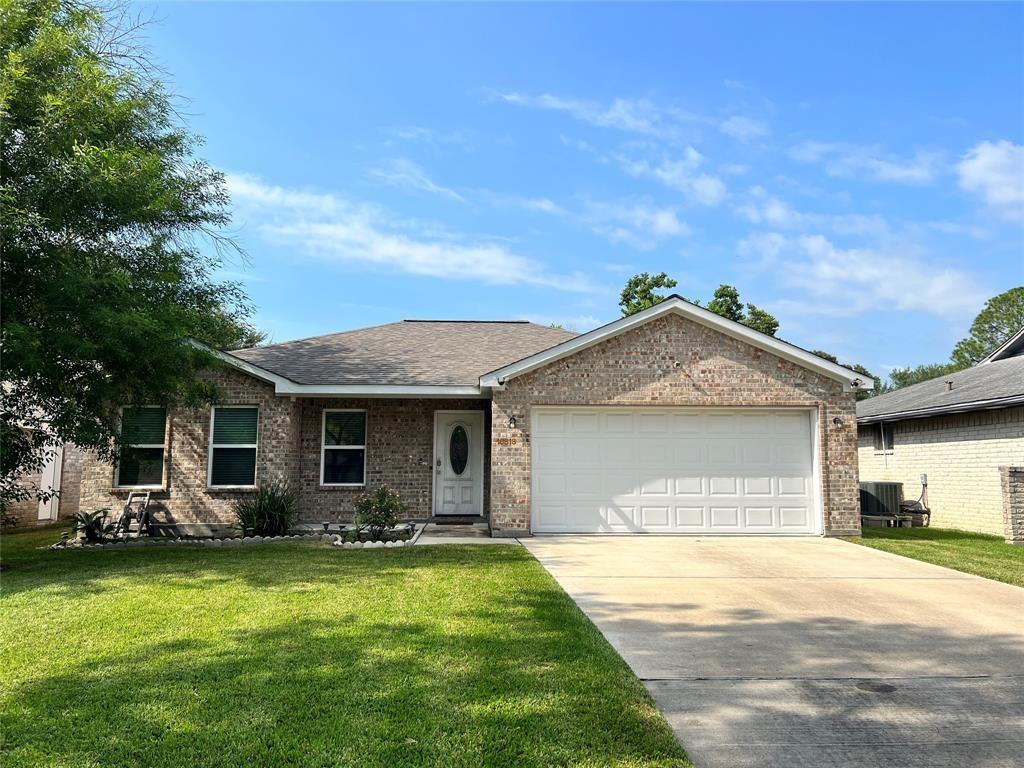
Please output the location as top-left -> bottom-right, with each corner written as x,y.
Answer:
321,410 -> 366,485
116,406 -> 167,487
209,407 -> 259,487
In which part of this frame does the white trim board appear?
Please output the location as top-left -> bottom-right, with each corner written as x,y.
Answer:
480,296 -> 874,392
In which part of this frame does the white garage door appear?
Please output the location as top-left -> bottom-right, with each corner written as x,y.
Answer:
531,407 -> 819,534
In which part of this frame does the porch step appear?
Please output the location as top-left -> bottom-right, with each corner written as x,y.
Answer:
428,515 -> 486,526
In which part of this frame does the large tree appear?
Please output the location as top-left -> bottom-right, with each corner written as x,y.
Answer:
951,286 -> 1024,367
1,0 -> 260,509
619,272 -> 678,316
621,276 -> 781,338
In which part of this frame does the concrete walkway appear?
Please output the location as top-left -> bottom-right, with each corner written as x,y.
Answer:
522,535 -> 1024,768
413,521 -> 520,545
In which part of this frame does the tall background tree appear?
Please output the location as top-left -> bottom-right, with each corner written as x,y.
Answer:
620,274 -> 780,336
951,286 -> 1024,367
619,272 -> 678,316
1,0 -> 261,509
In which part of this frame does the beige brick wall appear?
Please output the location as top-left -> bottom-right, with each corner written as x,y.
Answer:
490,313 -> 860,536
78,366 -> 489,528
294,397 -> 488,521
857,406 -> 1024,536
80,367 -> 300,527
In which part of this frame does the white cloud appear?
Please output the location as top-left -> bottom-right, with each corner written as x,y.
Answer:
583,200 -> 691,250
386,125 -> 469,146
736,186 -> 889,237
789,141 -> 941,184
719,115 -> 768,141
367,158 -> 466,203
737,231 -> 985,316
956,140 -> 1024,221
615,147 -> 728,206
226,173 -> 596,292
497,90 -> 766,142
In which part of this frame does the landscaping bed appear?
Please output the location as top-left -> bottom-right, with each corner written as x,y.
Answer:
0,525 -> 690,768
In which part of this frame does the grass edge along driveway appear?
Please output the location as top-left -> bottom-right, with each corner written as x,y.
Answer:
845,526 -> 1024,587
0,526 -> 691,768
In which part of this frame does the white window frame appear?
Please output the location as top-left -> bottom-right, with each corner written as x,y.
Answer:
207,405 -> 260,489
114,405 -> 167,489
320,409 -> 367,487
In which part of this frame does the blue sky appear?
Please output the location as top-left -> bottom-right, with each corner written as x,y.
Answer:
144,2 -> 1023,376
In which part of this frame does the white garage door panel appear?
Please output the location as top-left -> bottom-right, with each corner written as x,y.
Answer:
531,408 -> 818,535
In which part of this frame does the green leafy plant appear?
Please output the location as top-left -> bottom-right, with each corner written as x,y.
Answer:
73,509 -> 114,543
233,480 -> 298,537
353,485 -> 407,541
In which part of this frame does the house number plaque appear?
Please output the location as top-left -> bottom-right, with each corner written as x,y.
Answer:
495,437 -> 518,446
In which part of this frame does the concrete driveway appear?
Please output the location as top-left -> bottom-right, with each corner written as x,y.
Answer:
522,536 -> 1024,768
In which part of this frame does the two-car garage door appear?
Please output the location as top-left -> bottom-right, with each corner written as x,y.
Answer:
531,407 -> 819,535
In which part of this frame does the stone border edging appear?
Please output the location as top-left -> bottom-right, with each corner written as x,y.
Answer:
53,532 -> 412,550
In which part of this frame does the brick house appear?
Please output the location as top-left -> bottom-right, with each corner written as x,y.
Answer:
79,296 -> 871,537
857,328 -> 1024,543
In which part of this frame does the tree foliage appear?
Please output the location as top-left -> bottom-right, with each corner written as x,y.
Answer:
951,286 -> 1024,367
0,0 -> 260,509
619,272 -> 678,316
887,362 -> 962,391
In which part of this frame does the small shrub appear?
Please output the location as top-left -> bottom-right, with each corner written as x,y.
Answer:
233,480 -> 298,537
354,485 -> 407,541
73,509 -> 114,543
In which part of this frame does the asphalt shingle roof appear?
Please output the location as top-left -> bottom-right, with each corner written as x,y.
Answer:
230,321 -> 578,386
856,354 -> 1024,421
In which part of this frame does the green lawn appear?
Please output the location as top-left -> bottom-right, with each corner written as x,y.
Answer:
0,526 -> 689,768
847,526 -> 1024,587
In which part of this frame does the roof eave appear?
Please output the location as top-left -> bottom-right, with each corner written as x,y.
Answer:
189,340 -> 486,398
857,393 -> 1024,424
480,297 -> 874,392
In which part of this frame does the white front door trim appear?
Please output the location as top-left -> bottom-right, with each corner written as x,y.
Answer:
432,410 -> 485,516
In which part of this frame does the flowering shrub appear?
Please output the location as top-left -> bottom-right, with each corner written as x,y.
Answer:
353,485 -> 407,540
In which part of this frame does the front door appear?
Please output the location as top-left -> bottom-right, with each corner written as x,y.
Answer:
433,411 -> 484,516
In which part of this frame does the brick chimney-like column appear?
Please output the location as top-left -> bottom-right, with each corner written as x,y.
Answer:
999,466 -> 1024,545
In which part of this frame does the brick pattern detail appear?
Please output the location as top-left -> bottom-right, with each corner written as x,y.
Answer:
857,407 -> 1024,536
57,444 -> 82,517
999,466 -> 1024,545
79,367 -> 490,526
489,313 -> 860,536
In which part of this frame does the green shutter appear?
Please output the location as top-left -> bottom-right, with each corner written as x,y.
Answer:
121,407 -> 166,445
324,412 -> 365,446
210,447 -> 257,486
213,407 -> 258,444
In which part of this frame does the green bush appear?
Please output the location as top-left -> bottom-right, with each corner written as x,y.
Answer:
353,485 -> 407,540
73,509 -> 114,543
233,480 -> 298,537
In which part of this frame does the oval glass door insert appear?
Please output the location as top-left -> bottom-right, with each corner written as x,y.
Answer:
449,425 -> 469,475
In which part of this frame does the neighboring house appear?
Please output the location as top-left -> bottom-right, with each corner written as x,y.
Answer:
857,328 -> 1024,543
4,440 -> 82,528
78,296 -> 871,537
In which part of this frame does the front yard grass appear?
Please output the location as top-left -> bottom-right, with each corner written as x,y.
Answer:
847,526 -> 1024,587
0,526 -> 690,768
